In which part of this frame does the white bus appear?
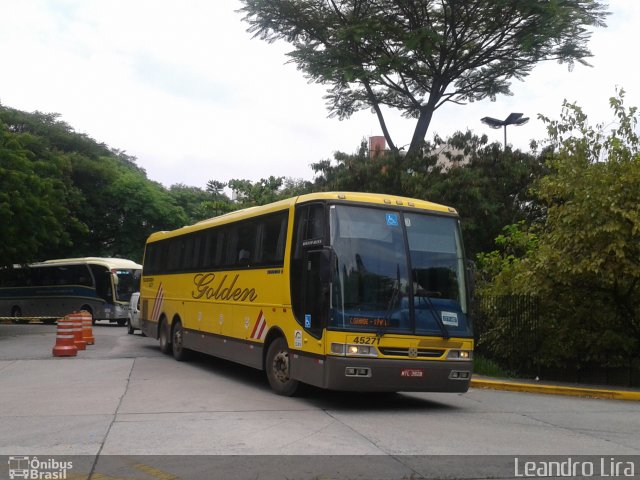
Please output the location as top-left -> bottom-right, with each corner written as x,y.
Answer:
0,257 -> 142,324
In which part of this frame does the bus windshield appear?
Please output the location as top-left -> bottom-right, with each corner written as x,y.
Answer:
114,269 -> 141,302
328,205 -> 471,338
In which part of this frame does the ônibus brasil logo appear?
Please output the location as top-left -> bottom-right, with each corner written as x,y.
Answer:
8,456 -> 73,480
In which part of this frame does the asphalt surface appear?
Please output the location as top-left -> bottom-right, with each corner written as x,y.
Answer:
1,322 -> 638,480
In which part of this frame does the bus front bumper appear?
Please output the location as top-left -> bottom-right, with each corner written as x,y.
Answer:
323,356 -> 472,393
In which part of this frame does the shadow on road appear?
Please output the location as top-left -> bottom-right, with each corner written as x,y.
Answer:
141,346 -> 460,412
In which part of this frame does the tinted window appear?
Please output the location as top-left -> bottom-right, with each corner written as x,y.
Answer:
0,267 -> 29,287
143,210 -> 288,274
74,265 -> 93,286
257,212 -> 288,266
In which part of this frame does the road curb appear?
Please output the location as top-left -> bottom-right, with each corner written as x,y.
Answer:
471,378 -> 640,401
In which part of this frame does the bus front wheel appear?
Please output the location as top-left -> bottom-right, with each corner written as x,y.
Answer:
159,320 -> 172,354
265,337 -> 299,396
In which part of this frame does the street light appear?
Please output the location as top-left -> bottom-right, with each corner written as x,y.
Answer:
481,112 -> 529,149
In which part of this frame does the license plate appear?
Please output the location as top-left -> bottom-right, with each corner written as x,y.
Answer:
401,368 -> 424,378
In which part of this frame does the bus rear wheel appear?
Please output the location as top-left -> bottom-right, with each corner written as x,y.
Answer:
11,307 -> 26,324
81,306 -> 95,325
159,319 -> 172,354
265,337 -> 299,396
172,321 -> 190,361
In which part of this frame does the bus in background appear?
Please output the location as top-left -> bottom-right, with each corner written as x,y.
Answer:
140,192 -> 473,395
0,257 -> 142,325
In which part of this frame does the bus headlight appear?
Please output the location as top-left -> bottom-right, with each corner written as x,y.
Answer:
331,343 -> 378,357
446,350 -> 473,361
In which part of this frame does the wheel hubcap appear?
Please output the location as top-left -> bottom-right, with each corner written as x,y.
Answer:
174,329 -> 183,352
272,351 -> 290,383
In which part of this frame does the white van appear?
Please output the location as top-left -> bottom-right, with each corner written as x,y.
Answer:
127,292 -> 142,335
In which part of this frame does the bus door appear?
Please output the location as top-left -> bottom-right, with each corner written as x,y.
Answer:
301,249 -> 330,336
89,264 -> 114,311
292,202 -> 328,340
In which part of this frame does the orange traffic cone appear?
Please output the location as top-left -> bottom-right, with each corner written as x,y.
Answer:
68,312 -> 87,351
80,310 -> 95,345
52,315 -> 78,357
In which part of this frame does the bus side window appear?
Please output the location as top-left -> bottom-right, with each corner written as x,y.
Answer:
38,267 -> 57,286
237,222 -> 256,266
182,235 -> 195,271
257,212 -> 288,266
73,265 -> 93,286
223,226 -> 238,267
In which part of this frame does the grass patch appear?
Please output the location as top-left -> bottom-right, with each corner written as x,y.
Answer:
473,354 -> 514,378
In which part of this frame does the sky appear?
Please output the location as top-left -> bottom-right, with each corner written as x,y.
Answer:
1,1 -> 639,190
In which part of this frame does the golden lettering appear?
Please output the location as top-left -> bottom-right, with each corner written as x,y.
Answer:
192,273 -> 258,302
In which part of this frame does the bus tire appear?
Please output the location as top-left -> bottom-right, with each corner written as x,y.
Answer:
171,320 -> 190,362
159,319 -> 172,354
11,306 -> 26,324
265,337 -> 299,396
81,306 -> 95,325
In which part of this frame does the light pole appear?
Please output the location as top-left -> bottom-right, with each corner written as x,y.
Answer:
481,112 -> 529,149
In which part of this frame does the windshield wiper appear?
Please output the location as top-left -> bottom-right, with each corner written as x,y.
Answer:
421,292 -> 450,340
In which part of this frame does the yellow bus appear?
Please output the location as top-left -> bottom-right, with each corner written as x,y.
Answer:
140,192 -> 473,395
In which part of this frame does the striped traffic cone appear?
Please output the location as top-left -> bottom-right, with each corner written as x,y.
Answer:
52,316 -> 78,357
80,310 -> 95,345
68,312 -> 87,351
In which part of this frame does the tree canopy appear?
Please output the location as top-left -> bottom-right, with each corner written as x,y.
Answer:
0,104 -> 187,264
312,131 -> 545,255
239,0 -> 608,156
478,90 -> 640,371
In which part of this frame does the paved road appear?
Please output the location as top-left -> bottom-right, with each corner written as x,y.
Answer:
1,323 -> 638,479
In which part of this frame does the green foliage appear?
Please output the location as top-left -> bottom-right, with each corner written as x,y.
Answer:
228,176 -> 284,207
312,132 -> 545,256
239,0 -> 608,156
0,104 -> 187,264
473,353 -> 514,378
0,123 -> 80,265
170,183 -> 225,223
227,176 -> 313,208
311,139 -> 406,194
476,222 -> 538,289
479,90 -> 640,371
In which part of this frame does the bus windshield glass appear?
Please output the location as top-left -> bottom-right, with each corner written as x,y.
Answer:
328,205 -> 471,338
114,269 -> 141,302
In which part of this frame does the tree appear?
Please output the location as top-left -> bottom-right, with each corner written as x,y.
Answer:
312,131 -> 545,255
228,176 -> 285,207
311,138 -> 405,193
480,90 -> 640,371
416,132 -> 546,255
170,183 -> 220,223
0,123 -> 80,266
1,104 -> 188,263
239,0 -> 607,156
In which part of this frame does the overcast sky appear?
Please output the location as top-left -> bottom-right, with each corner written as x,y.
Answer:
1,1 -> 639,189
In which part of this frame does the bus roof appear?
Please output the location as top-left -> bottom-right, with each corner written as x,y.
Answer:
33,257 -> 142,270
146,192 -> 458,243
